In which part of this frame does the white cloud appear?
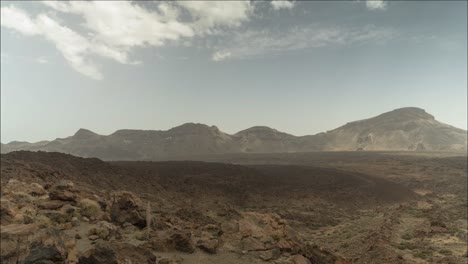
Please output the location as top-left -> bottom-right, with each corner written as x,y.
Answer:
1,2 -> 198,79
1,6 -> 39,35
212,25 -> 397,60
2,1 -> 257,79
176,1 -> 253,33
366,0 -> 386,10
37,14 -> 107,79
271,1 -> 295,10
43,1 -> 194,48
212,51 -> 232,61
36,56 -> 48,64
1,7 -> 103,80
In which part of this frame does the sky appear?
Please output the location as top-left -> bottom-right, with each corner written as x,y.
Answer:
1,1 -> 467,143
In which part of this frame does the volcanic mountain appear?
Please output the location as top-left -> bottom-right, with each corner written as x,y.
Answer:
1,107 -> 466,160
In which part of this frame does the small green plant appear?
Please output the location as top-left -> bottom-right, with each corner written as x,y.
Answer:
439,249 -> 452,255
405,208 -> 424,218
401,233 -> 413,240
33,215 -> 52,228
272,233 -> 280,242
414,249 -> 433,260
447,227 -> 459,236
79,198 -> 101,218
397,242 -> 416,250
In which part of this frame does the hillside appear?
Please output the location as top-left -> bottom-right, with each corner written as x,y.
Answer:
1,107 -> 466,160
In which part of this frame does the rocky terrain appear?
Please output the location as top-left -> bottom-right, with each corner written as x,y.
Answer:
1,150 -> 466,263
1,107 -> 466,160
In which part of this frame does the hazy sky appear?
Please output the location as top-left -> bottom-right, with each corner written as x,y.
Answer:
1,1 -> 467,143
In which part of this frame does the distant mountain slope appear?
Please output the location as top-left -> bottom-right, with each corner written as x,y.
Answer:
1,107 -> 466,160
312,107 -> 467,151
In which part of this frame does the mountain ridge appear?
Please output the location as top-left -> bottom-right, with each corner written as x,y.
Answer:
2,107 -> 466,159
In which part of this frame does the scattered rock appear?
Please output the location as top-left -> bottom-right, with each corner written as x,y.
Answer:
88,234 -> 100,241
197,238 -> 219,254
72,216 -> 80,226
259,248 -> 281,261
291,254 -> 311,264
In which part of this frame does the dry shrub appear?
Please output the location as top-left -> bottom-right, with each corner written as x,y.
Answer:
34,215 -> 52,228
11,192 -> 34,204
79,198 -> 101,218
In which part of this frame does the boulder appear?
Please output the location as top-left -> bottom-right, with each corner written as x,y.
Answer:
49,190 -> 77,202
291,255 -> 311,264
242,236 -> 268,251
301,244 -> 351,264
170,232 -> 195,253
49,181 -> 78,202
109,191 -> 145,228
37,200 -> 66,210
197,238 -> 219,254
78,241 -> 117,264
0,198 -> 17,222
221,212 -> 303,256
72,217 -> 80,227
259,248 -> 281,261
0,224 -> 39,261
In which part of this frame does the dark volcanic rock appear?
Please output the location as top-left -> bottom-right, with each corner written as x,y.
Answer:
109,191 -> 145,228
78,241 -> 117,264
170,232 -> 195,253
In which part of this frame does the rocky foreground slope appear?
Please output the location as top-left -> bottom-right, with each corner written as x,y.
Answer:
1,107 -> 466,160
1,151 -> 466,263
0,151 -> 424,264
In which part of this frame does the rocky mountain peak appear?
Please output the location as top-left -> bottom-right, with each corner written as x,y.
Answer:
73,128 -> 99,138
376,107 -> 435,121
236,126 -> 282,135
168,123 -> 220,135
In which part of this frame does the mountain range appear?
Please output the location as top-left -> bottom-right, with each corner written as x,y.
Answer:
1,107 -> 466,160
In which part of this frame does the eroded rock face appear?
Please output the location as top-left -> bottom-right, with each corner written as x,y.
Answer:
221,212 -> 302,256
1,225 -> 72,264
302,244 -> 351,264
109,191 -> 145,228
49,180 -> 78,202
0,198 -> 17,224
